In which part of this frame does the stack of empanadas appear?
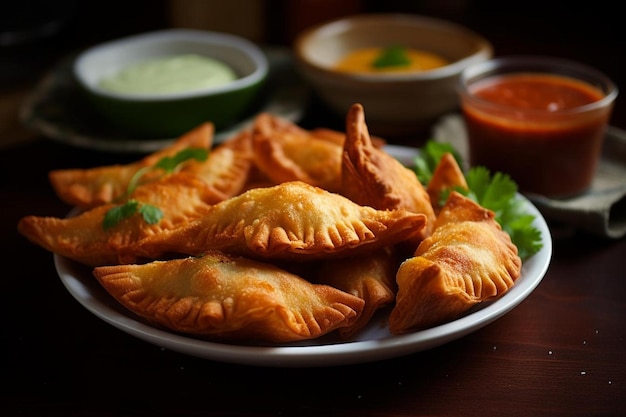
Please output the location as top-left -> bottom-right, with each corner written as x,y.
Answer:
18,103 -> 522,344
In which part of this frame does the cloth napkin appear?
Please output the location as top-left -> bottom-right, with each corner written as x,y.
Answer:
432,114 -> 626,239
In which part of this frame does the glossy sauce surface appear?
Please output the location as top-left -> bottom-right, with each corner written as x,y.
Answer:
472,74 -> 602,111
462,73 -> 611,197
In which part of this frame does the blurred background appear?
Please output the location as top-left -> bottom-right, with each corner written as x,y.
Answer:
2,0 -> 624,145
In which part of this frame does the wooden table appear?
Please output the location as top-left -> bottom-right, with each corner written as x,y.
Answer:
2,5 -> 625,416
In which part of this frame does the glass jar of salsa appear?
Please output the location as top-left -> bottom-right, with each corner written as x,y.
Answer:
458,56 -> 618,198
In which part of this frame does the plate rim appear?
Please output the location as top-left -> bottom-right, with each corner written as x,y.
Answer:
53,145 -> 553,367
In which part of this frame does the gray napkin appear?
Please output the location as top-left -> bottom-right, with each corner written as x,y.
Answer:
432,114 -> 626,239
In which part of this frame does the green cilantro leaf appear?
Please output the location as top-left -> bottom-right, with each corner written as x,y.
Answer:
372,45 -> 411,69
102,147 -> 208,230
138,204 -> 163,225
466,168 -> 518,214
126,166 -> 152,196
414,140 -> 543,260
508,214 -> 544,260
414,141 -> 463,184
103,200 -> 139,230
155,148 -> 208,173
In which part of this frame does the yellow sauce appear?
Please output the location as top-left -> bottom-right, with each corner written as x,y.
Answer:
99,54 -> 237,95
334,47 -> 449,74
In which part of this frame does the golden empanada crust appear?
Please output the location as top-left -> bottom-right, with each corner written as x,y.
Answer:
251,113 -> 344,192
48,122 -> 214,209
191,129 -> 256,199
315,246 -> 399,338
18,173 -> 221,266
93,251 -> 365,343
136,181 -> 427,262
341,103 -> 436,239
426,152 -> 468,214
388,192 -> 522,334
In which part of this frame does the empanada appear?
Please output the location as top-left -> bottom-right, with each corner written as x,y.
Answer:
18,173 -> 223,266
251,113 -> 344,192
48,122 -> 214,209
135,181 -> 427,262
426,152 -> 468,214
341,103 -> 436,239
388,192 -> 522,334
93,251 -> 365,343
315,246 -> 399,338
191,129 -> 256,199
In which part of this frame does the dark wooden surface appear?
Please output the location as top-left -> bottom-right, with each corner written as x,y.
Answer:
2,3 -> 625,416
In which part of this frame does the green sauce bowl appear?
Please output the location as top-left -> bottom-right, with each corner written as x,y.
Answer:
74,29 -> 268,138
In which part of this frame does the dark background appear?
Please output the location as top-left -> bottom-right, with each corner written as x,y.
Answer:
3,0 -> 624,120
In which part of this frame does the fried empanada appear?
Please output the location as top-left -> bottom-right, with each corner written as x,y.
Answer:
251,113 -> 344,192
388,192 -> 522,334
135,181 -> 427,262
191,129 -> 256,199
48,122 -> 214,209
18,173 -> 223,266
307,127 -> 347,146
341,103 -> 436,239
315,246 -> 399,338
93,251 -> 365,343
426,152 -> 468,214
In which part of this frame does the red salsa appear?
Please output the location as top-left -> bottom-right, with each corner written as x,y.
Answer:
461,73 -> 611,197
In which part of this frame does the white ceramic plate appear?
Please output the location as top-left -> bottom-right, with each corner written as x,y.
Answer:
54,145 -> 552,367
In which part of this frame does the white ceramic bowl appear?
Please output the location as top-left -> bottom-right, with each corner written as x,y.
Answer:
73,28 -> 269,138
294,13 -> 493,136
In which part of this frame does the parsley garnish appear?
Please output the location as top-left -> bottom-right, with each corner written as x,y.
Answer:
102,147 -> 208,230
154,147 -> 208,172
372,45 -> 411,69
414,140 -> 463,185
415,140 -> 543,260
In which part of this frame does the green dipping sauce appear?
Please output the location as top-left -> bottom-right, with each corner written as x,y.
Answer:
99,54 -> 237,95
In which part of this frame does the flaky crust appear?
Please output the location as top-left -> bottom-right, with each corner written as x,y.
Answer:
18,173 -> 222,266
389,192 -> 522,334
341,104 -> 436,239
315,246 -> 399,338
18,107 -> 530,344
136,181 -> 427,261
93,251 -> 365,343
426,152 -> 468,214
191,129 -> 256,199
251,113 -> 344,192
48,122 -> 214,209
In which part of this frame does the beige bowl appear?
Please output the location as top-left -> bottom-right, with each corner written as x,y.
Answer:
294,13 -> 493,136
